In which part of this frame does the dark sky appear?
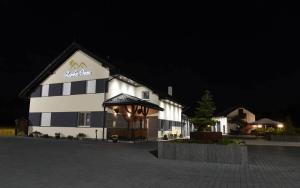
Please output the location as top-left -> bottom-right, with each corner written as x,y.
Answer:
0,1 -> 300,125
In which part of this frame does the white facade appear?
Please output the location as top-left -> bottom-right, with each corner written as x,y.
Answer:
27,47 -> 183,139
212,117 -> 228,135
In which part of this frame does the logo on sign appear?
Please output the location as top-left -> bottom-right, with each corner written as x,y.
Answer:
64,60 -> 92,78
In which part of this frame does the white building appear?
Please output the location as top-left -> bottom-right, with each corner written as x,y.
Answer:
212,106 -> 255,134
20,43 -> 186,140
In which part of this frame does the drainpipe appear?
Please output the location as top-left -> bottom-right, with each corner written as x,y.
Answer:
102,75 -> 118,141
102,105 -> 106,141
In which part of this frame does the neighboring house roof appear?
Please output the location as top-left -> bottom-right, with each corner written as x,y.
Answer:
103,93 -> 164,111
249,118 -> 282,126
214,105 -> 254,117
18,42 -> 184,106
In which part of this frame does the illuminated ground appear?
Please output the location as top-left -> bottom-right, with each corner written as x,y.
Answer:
0,137 -> 299,188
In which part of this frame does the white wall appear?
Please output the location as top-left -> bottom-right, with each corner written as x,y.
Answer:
29,94 -> 104,112
42,50 -> 109,85
135,86 -> 159,105
159,100 -> 182,122
212,117 -> 228,135
227,108 -> 255,123
28,126 -> 106,139
107,78 -> 135,99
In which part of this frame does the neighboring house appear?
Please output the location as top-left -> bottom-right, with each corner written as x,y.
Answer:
19,43 -> 185,140
212,106 -> 256,134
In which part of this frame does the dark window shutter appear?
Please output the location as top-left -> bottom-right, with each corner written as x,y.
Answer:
49,83 -> 63,96
71,81 -> 86,95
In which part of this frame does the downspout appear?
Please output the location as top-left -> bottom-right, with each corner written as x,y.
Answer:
102,75 -> 118,141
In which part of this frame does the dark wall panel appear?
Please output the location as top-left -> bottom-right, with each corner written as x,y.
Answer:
71,81 -> 86,95
30,86 -> 42,98
51,112 -> 78,127
148,116 -> 159,140
49,83 -> 63,96
29,113 -> 41,126
96,79 -> 108,93
91,111 -> 104,127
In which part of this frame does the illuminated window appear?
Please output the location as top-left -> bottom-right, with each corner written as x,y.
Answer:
86,80 -> 96,93
63,83 -> 71,95
41,113 -> 51,126
41,85 -> 49,97
78,112 -> 91,127
142,91 -> 150,99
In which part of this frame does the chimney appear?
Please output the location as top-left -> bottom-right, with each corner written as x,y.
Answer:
168,86 -> 173,96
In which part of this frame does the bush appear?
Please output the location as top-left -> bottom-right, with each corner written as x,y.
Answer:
67,135 -> 74,140
111,134 -> 118,142
55,132 -> 61,139
163,134 -> 168,140
42,134 -> 49,138
179,134 -> 183,138
32,131 -> 42,137
173,134 -> 177,139
77,133 -> 87,139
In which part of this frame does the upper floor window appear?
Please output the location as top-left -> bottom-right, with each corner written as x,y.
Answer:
63,83 -> 71,96
86,80 -> 96,94
41,85 -> 49,97
142,91 -> 150,99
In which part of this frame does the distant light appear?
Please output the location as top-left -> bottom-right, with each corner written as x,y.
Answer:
257,124 -> 262,128
277,124 -> 284,128
127,113 -> 131,118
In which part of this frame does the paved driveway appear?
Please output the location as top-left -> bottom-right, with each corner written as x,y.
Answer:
0,137 -> 300,188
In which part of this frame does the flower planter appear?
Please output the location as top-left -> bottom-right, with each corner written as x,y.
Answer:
158,141 -> 248,165
190,131 -> 223,142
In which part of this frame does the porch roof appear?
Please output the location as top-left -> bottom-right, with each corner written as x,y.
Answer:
249,118 -> 282,126
103,93 -> 164,111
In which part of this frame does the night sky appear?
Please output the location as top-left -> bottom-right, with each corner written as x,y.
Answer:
0,1 -> 299,126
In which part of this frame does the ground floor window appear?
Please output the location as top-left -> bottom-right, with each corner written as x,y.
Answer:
78,112 -> 91,127
41,112 -> 51,126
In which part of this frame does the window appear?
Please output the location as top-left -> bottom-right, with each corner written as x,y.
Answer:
63,83 -> 71,95
142,91 -> 150,99
41,113 -> 51,126
86,80 -> 96,93
78,112 -> 91,127
41,85 -> 49,97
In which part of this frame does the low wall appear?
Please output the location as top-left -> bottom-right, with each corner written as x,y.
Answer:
270,135 -> 300,142
158,141 -> 248,165
0,128 -> 15,136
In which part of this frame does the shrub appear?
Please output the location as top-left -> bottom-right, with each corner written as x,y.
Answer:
111,134 -> 118,142
42,134 -> 49,138
77,133 -> 87,139
173,134 -> 177,139
32,131 -> 42,137
55,132 -> 61,139
179,134 -> 183,138
67,135 -> 74,140
163,134 -> 168,140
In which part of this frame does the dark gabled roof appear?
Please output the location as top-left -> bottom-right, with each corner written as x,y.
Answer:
214,105 -> 254,117
103,93 -> 164,111
19,42 -> 115,98
18,42 -> 185,107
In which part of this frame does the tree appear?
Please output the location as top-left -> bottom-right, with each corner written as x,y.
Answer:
191,90 -> 216,131
284,116 -> 296,135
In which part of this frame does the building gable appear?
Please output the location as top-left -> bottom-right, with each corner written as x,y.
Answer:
42,50 -> 109,85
